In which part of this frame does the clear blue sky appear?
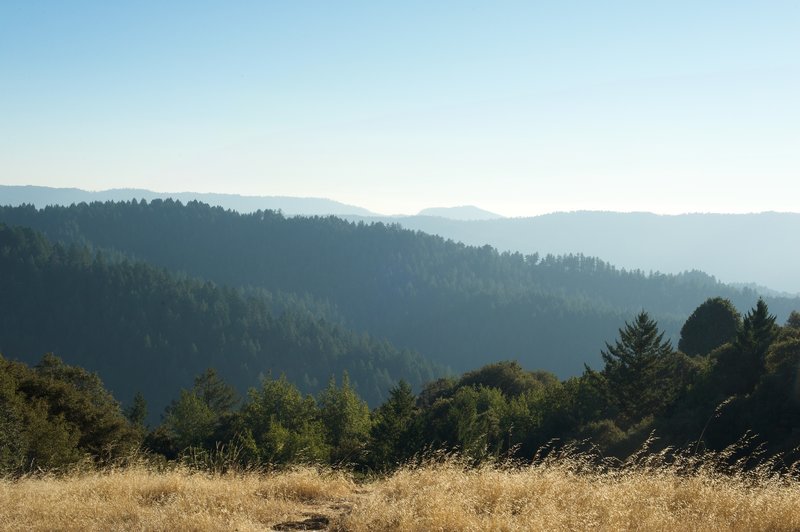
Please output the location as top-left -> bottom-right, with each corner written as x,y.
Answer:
1,1 -> 798,216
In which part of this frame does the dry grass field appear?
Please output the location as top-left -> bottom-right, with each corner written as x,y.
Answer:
2,454 -> 800,531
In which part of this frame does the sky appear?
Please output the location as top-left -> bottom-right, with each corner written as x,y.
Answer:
1,1 -> 798,217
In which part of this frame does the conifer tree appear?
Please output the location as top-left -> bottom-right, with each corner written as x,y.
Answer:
318,373 -> 371,464
787,311 -> 800,330
367,380 -> 416,470
125,391 -> 148,429
601,311 -> 674,424
729,299 -> 778,393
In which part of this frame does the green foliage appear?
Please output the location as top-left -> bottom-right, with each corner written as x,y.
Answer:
600,312 -> 676,425
164,390 -> 217,451
4,200 -> 797,384
0,222 -> 439,420
191,368 -> 239,418
737,299 -> 778,362
787,311 -> 800,329
679,297 -> 741,356
0,354 -> 138,474
457,361 -> 557,397
318,373 -> 371,464
367,380 -> 417,471
125,392 -> 148,429
2,201 -> 800,470
714,299 -> 778,395
26,354 -> 138,459
238,375 -> 329,464
158,368 -> 240,454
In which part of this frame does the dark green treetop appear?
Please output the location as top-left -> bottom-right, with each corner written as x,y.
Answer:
679,297 -> 741,356
367,380 -> 417,470
601,311 -> 675,424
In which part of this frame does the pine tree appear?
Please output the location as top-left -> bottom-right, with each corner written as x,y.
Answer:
727,298 -> 778,393
367,380 -> 416,470
787,311 -> 800,330
125,391 -> 148,429
318,373 -> 371,464
192,368 -> 238,417
601,311 -> 674,424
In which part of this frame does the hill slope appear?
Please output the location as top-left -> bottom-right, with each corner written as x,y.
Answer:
2,200 -> 797,379
0,223 -> 439,417
345,211 -> 800,295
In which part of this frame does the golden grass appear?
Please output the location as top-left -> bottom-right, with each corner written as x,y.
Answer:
2,457 -> 799,531
341,460 -> 800,531
0,465 -> 354,531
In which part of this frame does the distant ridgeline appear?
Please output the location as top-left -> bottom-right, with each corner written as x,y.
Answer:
1,199 -> 798,385
0,185 -> 377,216
343,211 -> 800,297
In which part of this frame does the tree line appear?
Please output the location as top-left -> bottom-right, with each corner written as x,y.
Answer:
3,297 -> 799,474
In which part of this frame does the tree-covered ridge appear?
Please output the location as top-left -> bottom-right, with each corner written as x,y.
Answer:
0,224 -> 439,419
2,200 -> 797,376
2,299 -> 799,476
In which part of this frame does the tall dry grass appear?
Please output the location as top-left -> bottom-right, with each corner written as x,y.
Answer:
2,443 -> 800,531
341,438 -> 800,531
341,458 -> 800,531
0,465 -> 354,531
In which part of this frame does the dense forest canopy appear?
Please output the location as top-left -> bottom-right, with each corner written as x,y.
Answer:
1,200 -> 797,379
1,198 -> 799,474
0,223 -> 439,419
344,211 -> 800,296
3,298 -> 799,475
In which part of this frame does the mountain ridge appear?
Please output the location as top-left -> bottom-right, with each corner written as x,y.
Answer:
417,205 -> 504,220
2,199 -> 797,383
344,211 -> 800,296
0,185 -> 378,217
3,185 -> 798,293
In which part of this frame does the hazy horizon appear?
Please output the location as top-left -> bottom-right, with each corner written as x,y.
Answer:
4,183 -> 800,219
2,2 -> 798,217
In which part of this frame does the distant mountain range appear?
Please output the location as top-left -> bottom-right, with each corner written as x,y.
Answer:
2,185 -> 798,294
417,205 -> 504,220
347,212 -> 800,296
2,198 -> 799,385
0,185 -> 377,217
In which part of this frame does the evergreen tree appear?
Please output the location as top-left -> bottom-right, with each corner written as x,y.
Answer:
125,391 -> 148,429
737,299 -> 778,357
239,375 -> 329,464
600,311 -> 674,424
191,368 -> 238,417
679,297 -> 741,356
367,380 -> 417,470
716,299 -> 778,394
163,390 -> 216,450
318,373 -> 371,464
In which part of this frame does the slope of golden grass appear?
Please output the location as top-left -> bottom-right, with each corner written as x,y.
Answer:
0,466 -> 354,531
342,460 -> 800,531
1,459 -> 799,531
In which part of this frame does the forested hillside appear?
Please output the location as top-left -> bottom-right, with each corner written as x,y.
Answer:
4,297 -> 799,476
346,211 -> 800,295
2,200 -> 798,378
0,224 -> 439,418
